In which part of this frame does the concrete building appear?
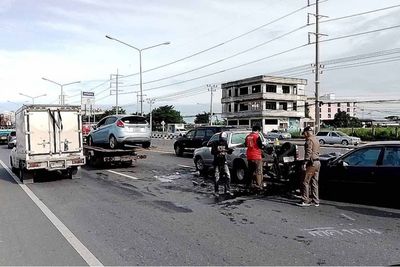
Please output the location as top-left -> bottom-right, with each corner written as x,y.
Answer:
221,75 -> 307,133
307,93 -> 358,121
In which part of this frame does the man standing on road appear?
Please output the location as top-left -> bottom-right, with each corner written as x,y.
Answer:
245,125 -> 264,190
298,126 -> 321,207
211,132 -> 233,197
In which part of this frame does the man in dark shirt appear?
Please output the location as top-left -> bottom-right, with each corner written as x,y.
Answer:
211,132 -> 233,197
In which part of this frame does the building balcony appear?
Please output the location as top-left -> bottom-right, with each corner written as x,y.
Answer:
222,109 -> 305,119
221,93 -> 307,103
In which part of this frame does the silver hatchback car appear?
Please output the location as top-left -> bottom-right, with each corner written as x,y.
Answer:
88,115 -> 151,148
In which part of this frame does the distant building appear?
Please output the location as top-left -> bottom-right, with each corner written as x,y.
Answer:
0,111 -> 15,128
307,93 -> 358,121
221,75 -> 307,133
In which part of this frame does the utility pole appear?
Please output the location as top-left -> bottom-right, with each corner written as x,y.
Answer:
147,98 -> 155,132
308,0 -> 327,133
110,69 -> 123,115
207,84 -> 218,125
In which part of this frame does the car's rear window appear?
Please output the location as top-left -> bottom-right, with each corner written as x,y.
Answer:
121,116 -> 147,124
317,132 -> 329,136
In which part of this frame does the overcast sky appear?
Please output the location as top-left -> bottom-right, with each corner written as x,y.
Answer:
1,0 -> 400,118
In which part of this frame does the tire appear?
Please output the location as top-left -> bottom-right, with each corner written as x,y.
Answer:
175,145 -> 183,157
341,140 -> 349,146
142,142 -> 151,149
194,157 -> 207,176
319,139 -> 325,145
18,162 -> 25,182
109,135 -> 118,149
88,136 -> 94,146
279,135 -> 283,140
10,157 -> 17,174
233,160 -> 248,183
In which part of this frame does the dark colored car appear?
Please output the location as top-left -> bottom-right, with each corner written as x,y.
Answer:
319,141 -> 400,204
174,126 -> 235,156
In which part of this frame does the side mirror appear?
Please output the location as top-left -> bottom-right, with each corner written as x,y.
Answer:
342,161 -> 349,167
202,141 -> 208,147
92,125 -> 97,130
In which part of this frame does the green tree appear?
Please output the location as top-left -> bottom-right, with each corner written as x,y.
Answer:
331,111 -> 362,128
94,106 -> 126,121
194,112 -> 210,124
151,105 -> 184,129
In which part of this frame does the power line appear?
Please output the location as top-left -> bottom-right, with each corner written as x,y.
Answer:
120,25 -> 309,88
120,4 -> 311,79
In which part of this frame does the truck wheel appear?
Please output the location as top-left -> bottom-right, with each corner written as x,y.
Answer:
109,135 -> 118,149
194,156 -> 207,176
341,140 -> 349,146
142,142 -> 151,149
175,145 -> 183,157
319,139 -> 325,145
233,160 -> 248,183
10,157 -> 17,174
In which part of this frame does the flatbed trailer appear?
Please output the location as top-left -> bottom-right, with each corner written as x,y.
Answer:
83,145 -> 146,167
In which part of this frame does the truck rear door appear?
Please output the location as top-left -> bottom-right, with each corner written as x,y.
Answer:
29,111 -> 52,155
56,110 -> 82,153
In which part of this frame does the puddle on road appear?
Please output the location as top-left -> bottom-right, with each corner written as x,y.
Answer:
155,172 -> 196,183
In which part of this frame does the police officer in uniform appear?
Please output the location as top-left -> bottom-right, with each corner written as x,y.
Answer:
298,126 -> 321,207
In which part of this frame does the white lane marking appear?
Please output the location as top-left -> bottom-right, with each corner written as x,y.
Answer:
178,164 -> 193,168
0,160 -> 103,266
341,213 -> 356,221
107,170 -> 139,180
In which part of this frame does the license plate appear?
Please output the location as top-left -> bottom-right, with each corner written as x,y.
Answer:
50,162 -> 64,168
283,156 -> 294,163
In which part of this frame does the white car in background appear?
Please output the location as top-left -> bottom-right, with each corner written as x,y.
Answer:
264,130 -> 292,140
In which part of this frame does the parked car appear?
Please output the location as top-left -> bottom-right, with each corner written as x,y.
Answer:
174,126 -> 235,156
87,115 -> 151,148
7,130 -> 16,149
316,130 -> 361,145
264,130 -> 291,140
172,128 -> 187,138
194,130 -> 299,183
319,141 -> 400,204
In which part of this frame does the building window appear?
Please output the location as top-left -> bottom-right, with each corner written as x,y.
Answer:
252,85 -> 261,94
266,84 -> 277,93
347,108 -> 350,112
328,114 -> 331,118
282,85 -> 290,94
234,88 -> 238,97
239,119 -> 249,126
228,89 -> 231,97
293,102 -> 297,111
250,101 -> 261,111
239,103 -> 248,111
265,102 -> 277,110
228,104 -> 231,112
338,108 -> 341,112
293,85 -> 298,95
228,120 -> 237,126
234,103 -> 238,112
328,108 -> 331,112
265,119 -> 278,125
328,103 -> 331,107
320,108 -> 322,112
347,102 -> 350,107
279,102 -> 288,110
337,103 -> 341,107
240,87 -> 248,95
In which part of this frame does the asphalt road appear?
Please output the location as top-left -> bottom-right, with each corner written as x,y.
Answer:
0,142 -> 399,265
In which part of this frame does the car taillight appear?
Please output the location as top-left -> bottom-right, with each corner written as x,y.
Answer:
116,120 -> 125,127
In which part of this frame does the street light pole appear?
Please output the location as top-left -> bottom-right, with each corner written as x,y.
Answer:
147,98 -> 155,133
19,93 -> 47,104
105,35 -> 170,116
42,77 -> 81,105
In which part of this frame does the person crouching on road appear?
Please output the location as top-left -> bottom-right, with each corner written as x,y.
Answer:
298,126 -> 321,207
211,132 -> 233,197
245,125 -> 264,190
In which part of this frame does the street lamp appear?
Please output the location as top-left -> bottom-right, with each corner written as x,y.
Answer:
105,35 -> 170,116
19,93 -> 47,104
42,77 -> 81,105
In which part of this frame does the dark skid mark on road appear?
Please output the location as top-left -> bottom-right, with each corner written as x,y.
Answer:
139,200 -> 193,213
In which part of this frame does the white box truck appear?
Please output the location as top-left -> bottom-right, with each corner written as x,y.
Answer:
10,105 -> 85,183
